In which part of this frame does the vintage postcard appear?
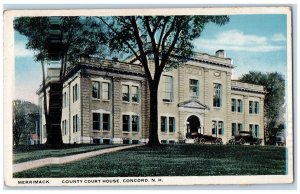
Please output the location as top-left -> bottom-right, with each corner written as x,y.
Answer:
3,7 -> 293,186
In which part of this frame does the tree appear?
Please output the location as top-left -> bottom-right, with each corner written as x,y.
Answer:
97,16 -> 230,146
239,71 -> 285,144
13,100 -> 39,146
14,17 -> 106,145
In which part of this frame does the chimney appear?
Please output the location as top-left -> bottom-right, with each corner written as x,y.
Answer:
216,50 -> 226,58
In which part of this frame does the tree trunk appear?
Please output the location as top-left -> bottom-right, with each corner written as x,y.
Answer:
45,82 -> 64,146
147,85 -> 161,146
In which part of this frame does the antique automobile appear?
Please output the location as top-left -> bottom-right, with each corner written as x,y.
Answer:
188,132 -> 223,144
229,131 -> 262,145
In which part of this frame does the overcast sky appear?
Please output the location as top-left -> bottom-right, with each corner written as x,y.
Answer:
14,14 -> 287,104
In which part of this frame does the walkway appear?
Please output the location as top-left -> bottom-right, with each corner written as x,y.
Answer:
13,144 -> 141,173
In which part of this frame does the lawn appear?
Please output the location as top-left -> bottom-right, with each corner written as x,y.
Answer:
13,144 -> 122,164
14,144 -> 287,178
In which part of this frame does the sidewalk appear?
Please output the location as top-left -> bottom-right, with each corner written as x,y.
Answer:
13,144 -> 141,173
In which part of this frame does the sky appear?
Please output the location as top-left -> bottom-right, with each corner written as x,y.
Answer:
14,14 -> 288,104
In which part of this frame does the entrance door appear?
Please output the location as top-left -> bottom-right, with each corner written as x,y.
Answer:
187,115 -> 200,135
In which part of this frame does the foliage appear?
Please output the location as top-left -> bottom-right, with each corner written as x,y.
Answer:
239,71 -> 285,144
98,16 -> 229,145
13,100 -> 39,146
14,144 -> 286,178
14,17 -> 107,145
14,17 -> 107,64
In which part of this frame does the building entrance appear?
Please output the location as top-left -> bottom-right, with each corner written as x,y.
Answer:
187,115 -> 200,136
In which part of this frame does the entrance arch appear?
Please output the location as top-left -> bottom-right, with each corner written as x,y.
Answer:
187,115 -> 200,135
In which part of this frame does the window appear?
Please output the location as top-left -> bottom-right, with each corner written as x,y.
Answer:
132,86 -> 139,103
213,83 -> 222,107
63,92 -> 67,108
163,75 -> 173,102
43,124 -> 47,138
238,123 -> 243,132
218,121 -> 224,135
93,113 -> 100,130
73,83 -> 79,102
132,115 -> 139,132
169,117 -> 175,133
254,101 -> 259,114
92,81 -> 100,99
249,101 -> 253,113
122,85 -> 129,102
254,125 -> 259,137
102,82 -> 110,100
161,116 -> 167,132
231,99 -> 237,112
73,114 -> 79,133
232,123 -> 237,136
190,79 -> 199,98
122,115 -> 130,132
102,113 -> 110,131
62,120 -> 68,135
212,120 -> 224,136
212,120 -> 217,135
237,99 -> 243,112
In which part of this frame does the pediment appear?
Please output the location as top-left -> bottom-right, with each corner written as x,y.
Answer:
178,99 -> 210,110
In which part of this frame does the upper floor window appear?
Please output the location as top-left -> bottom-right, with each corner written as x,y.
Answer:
163,75 -> 173,102
237,99 -> 243,112
231,99 -> 237,112
122,85 -> 130,102
249,101 -> 259,114
73,83 -> 79,102
254,101 -> 259,114
213,83 -> 222,107
132,86 -> 139,103
190,79 -> 199,98
102,82 -> 110,100
92,81 -> 100,99
63,92 -> 67,108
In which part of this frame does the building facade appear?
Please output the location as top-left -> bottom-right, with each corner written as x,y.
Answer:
37,50 -> 266,145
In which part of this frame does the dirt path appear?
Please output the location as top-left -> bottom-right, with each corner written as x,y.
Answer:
13,144 -> 141,173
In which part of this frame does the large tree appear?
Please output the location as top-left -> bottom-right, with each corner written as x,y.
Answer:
239,71 -> 285,144
14,17 -> 106,145
97,16 -> 229,145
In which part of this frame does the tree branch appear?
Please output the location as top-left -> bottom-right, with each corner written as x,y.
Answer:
96,16 -> 143,64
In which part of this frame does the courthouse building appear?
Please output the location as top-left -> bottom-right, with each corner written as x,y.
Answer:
37,50 -> 266,144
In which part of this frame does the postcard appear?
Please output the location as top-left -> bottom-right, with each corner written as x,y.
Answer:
3,7 -> 293,186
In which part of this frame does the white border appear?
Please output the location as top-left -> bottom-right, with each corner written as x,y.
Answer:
3,6 -> 294,187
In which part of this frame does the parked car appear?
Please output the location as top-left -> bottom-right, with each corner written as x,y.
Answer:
190,133 -> 223,144
276,131 -> 286,146
230,131 -> 262,145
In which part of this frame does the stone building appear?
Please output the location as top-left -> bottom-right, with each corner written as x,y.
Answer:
37,50 -> 266,144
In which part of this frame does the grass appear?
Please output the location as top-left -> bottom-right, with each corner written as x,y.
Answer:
14,144 -> 287,178
13,144 -> 122,164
